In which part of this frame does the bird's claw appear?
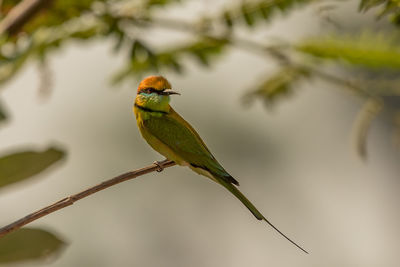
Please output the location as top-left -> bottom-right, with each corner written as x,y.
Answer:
153,160 -> 165,172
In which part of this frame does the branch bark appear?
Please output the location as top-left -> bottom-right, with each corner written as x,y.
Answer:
0,0 -> 54,35
0,159 -> 176,238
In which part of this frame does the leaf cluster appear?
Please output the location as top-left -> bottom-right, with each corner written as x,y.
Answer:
112,37 -> 228,84
0,0 -> 316,88
359,0 -> 400,24
220,0 -> 315,28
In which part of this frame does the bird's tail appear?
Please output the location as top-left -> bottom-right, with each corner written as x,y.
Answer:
217,179 -> 309,254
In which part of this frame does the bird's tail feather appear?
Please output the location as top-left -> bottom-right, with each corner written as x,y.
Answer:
217,178 -> 309,254
218,179 -> 264,220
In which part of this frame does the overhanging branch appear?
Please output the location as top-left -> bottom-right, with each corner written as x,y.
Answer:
0,0 -> 54,35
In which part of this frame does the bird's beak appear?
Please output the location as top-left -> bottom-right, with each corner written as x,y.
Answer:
162,89 -> 180,95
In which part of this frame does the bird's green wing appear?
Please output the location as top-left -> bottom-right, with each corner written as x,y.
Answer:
142,108 -> 237,184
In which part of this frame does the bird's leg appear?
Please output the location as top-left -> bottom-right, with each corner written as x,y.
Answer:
153,159 -> 169,172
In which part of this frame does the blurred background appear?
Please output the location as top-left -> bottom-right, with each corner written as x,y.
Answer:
1,0 -> 400,266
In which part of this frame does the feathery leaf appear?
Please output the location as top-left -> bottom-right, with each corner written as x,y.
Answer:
297,33 -> 400,70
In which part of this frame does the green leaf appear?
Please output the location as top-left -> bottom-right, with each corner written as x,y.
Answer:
243,65 -> 311,107
0,103 -> 7,122
359,0 -> 386,12
358,0 -> 400,26
296,33 -> 400,70
259,4 -> 272,19
0,146 -> 66,188
359,0 -> 400,16
241,3 -> 256,26
184,37 -> 228,66
222,10 -> 234,28
0,228 -> 66,264
146,0 -> 181,8
352,98 -> 383,160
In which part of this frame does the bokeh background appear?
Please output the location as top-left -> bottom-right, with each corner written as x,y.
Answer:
1,0 -> 400,266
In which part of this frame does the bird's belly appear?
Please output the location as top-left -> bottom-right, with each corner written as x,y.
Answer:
137,119 -> 189,166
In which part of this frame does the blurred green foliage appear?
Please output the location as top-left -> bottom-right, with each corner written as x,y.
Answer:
0,147 -> 66,188
112,37 -> 229,84
0,0 -> 316,86
220,0 -> 315,28
2,0 -> 99,32
359,0 -> 400,23
0,228 -> 66,264
244,65 -> 311,107
297,33 -> 400,70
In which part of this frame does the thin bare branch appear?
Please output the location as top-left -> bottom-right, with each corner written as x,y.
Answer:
0,159 -> 176,238
0,0 -> 54,35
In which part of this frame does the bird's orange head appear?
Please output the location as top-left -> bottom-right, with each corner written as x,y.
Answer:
135,76 -> 179,113
137,76 -> 177,95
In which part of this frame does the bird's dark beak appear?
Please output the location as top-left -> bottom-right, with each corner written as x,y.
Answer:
162,89 -> 180,95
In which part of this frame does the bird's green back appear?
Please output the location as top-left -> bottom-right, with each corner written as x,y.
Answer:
138,107 -> 237,185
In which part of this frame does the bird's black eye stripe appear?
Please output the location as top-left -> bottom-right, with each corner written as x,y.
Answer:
140,87 -> 158,94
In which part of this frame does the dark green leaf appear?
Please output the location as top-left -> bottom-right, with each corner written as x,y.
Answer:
0,228 -> 66,264
392,12 -> 400,25
146,0 -> 181,8
241,3 -> 256,26
218,0 -> 315,28
243,65 -> 311,107
358,0 -> 400,24
0,103 -> 7,122
223,10 -> 234,28
353,98 -> 383,160
259,5 -> 272,19
0,146 -> 66,188
113,31 -> 125,53
359,0 -> 386,12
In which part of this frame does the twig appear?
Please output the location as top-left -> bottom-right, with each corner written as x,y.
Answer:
0,0 -> 54,35
0,159 -> 176,238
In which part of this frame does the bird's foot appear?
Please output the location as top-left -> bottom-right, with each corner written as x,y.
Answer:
153,159 -> 169,172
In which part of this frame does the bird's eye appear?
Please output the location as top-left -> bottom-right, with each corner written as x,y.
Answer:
146,87 -> 156,93
140,87 -> 156,94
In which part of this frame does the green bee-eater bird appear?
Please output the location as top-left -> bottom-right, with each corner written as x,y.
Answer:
133,75 -> 307,253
